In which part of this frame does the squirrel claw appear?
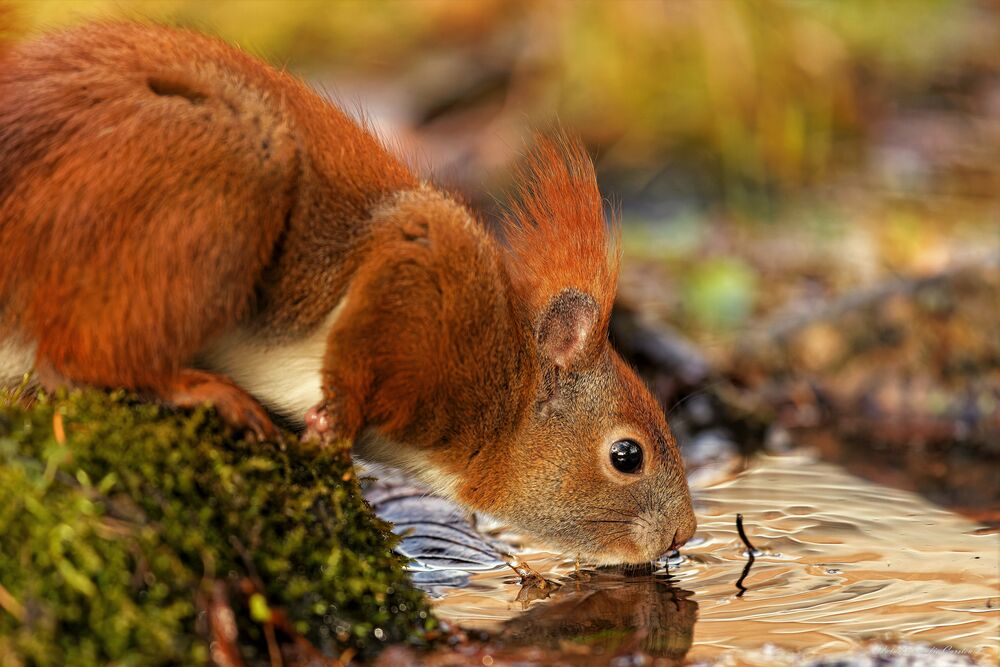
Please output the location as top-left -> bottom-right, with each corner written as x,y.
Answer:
240,408 -> 279,443
160,369 -> 279,441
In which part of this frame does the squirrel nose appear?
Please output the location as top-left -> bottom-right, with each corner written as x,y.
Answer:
669,530 -> 686,551
670,515 -> 697,550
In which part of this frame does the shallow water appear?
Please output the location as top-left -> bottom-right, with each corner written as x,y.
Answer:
390,454 -> 998,665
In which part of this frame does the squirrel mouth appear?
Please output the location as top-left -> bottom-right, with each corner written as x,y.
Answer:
563,530 -> 674,567
578,524 -> 687,567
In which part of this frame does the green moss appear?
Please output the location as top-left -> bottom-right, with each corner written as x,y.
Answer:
0,389 -> 435,666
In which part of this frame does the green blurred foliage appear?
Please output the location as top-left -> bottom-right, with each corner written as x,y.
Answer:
682,258 -> 758,331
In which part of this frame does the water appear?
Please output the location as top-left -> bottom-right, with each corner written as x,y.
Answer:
386,454 -> 998,665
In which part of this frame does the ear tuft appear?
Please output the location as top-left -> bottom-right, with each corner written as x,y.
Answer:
502,133 -> 620,366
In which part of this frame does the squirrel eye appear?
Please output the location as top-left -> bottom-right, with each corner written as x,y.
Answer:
609,439 -> 643,474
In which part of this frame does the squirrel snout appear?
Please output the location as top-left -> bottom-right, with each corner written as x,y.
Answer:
613,505 -> 697,564
670,514 -> 697,551
638,504 -> 697,562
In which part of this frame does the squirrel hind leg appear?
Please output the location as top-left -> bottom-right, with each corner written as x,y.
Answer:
155,369 -> 279,441
33,356 -> 278,441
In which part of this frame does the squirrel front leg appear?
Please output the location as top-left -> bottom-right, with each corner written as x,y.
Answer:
304,362 -> 369,445
302,188 -> 522,465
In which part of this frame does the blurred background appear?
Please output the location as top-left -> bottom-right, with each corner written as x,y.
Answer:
5,0 -> 998,520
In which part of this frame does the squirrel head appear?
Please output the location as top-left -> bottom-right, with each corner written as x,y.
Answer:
470,135 -> 696,565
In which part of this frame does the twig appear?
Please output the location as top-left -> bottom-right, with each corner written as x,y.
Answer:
233,574 -> 334,666
746,252 -> 1000,347
735,513 -> 757,597
52,412 -> 66,445
267,608 -> 338,666
736,513 -> 757,554
503,553 -> 558,606
0,582 -> 25,622
228,536 -> 264,591
203,580 -> 245,667
263,622 -> 282,667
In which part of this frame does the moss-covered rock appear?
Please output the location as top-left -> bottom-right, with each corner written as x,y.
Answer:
0,389 -> 434,666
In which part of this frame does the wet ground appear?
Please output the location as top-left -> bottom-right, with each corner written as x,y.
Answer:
367,454 -> 998,666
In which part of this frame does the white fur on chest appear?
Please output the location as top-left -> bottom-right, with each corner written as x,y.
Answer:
198,302 -> 346,425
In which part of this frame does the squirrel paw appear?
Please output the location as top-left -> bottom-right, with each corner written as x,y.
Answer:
302,397 -> 359,446
303,403 -> 339,446
304,405 -> 331,437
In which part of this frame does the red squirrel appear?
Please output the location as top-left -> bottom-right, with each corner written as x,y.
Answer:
0,22 -> 695,564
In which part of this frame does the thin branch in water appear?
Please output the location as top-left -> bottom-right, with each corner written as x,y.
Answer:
736,513 -> 757,554
735,513 -> 757,597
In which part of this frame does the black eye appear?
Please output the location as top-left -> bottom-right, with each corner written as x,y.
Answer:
610,439 -> 643,474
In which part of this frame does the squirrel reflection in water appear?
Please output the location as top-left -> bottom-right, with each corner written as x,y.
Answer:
500,570 -> 697,665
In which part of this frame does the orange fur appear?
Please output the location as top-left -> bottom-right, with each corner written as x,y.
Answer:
0,22 -> 694,564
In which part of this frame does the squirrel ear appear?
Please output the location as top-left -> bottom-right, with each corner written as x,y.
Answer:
502,132 -> 620,369
536,289 -> 600,369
